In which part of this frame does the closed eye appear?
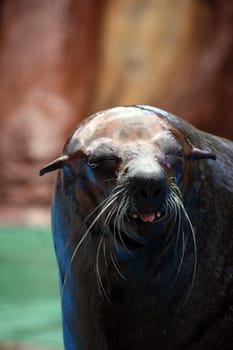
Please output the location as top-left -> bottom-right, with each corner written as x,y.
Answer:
163,149 -> 184,167
175,149 -> 184,159
87,155 -> 119,169
163,146 -> 184,158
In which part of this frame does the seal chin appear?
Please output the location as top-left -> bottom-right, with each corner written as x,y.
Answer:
109,206 -> 168,250
127,208 -> 168,238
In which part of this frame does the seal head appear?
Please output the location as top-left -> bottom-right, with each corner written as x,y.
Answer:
40,106 -> 215,246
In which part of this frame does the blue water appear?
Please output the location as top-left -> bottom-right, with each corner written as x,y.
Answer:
0,226 -> 63,346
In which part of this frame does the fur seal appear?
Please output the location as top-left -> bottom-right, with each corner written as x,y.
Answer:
40,105 -> 233,350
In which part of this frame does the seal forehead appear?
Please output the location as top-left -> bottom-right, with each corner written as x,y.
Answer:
70,107 -> 169,152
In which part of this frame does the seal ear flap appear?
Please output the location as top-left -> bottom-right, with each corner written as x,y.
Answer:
39,155 -> 69,176
187,148 -> 216,161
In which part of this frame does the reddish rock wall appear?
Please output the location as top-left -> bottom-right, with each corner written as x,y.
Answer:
0,0 -> 104,223
161,0 -> 233,140
92,0 -> 233,139
0,0 -> 232,224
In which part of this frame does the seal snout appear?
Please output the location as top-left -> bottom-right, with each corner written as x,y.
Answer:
128,175 -> 167,224
126,159 -> 168,224
129,175 -> 166,200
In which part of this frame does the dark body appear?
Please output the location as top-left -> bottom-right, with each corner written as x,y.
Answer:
40,106 -> 233,350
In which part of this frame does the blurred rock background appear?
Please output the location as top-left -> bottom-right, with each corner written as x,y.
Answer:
0,0 -> 232,225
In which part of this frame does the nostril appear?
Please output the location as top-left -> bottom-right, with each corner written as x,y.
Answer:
139,187 -> 161,199
152,188 -> 161,197
140,188 -> 148,198
128,172 -> 167,200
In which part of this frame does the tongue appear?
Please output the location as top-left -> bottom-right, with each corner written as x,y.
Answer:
139,212 -> 155,223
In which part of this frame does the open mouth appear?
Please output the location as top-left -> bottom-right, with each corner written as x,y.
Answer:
129,210 -> 166,224
110,209 -> 167,251
108,206 -> 167,251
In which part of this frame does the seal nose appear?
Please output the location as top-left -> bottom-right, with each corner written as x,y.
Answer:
126,159 -> 168,208
133,177 -> 162,199
129,175 -> 166,201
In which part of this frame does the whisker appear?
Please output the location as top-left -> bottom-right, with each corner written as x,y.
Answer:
171,186 -> 197,303
96,233 -> 112,303
61,187 -> 125,297
103,240 -> 108,269
102,201 -> 118,232
182,207 -> 197,304
173,229 -> 185,284
116,195 -> 132,248
57,186 -> 125,267
111,192 -> 133,261
167,183 -> 197,301
110,250 -> 126,280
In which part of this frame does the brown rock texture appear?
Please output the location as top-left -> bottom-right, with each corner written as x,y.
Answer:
92,0 -> 198,109
92,0 -> 233,139
0,0 -> 104,224
161,0 -> 233,140
0,0 -> 232,224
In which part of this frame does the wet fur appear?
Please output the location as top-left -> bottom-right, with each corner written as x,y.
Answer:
41,106 -> 233,350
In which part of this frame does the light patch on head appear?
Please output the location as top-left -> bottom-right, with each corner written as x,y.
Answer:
70,107 -> 169,154
85,138 -> 115,154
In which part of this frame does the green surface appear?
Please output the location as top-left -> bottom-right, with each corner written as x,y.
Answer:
0,226 -> 63,346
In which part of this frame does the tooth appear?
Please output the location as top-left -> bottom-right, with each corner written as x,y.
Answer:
132,213 -> 138,219
156,211 -> 161,218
